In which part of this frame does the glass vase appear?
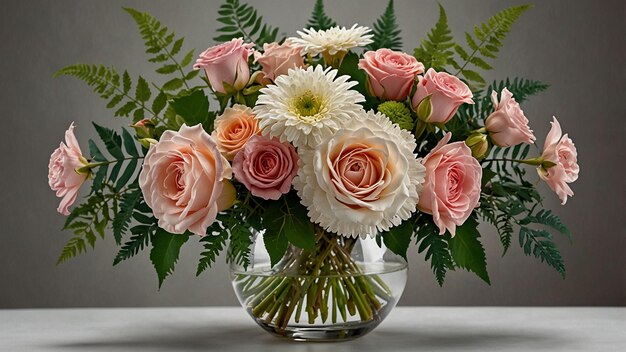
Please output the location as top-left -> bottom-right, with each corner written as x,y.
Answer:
229,228 -> 408,341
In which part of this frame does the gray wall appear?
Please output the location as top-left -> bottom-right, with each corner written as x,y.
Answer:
1,0 -> 624,308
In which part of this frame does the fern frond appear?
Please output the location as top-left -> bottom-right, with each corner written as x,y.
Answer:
214,0 -> 279,46
307,0 -> 337,31
414,4 -> 455,70
197,232 -> 228,276
366,0 -> 402,51
519,227 -> 565,278
416,219 -> 454,286
451,4 -> 533,88
123,8 -> 194,90
112,188 -> 142,245
113,225 -> 153,265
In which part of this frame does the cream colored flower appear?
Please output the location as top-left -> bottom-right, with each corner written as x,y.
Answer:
288,24 -> 374,56
294,110 -> 425,238
253,65 -> 364,149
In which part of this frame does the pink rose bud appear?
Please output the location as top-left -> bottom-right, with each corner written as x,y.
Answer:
193,38 -> 254,94
212,104 -> 261,160
131,118 -> 156,139
411,68 -> 473,124
418,132 -> 482,236
485,88 -> 536,147
48,122 -> 89,216
232,135 -> 298,200
358,49 -> 425,101
139,124 -> 235,236
254,42 -> 306,85
537,117 -> 579,205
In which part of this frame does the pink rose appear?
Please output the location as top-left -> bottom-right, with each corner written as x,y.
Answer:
48,122 -> 89,216
193,38 -> 254,94
358,49 -> 424,101
232,135 -> 298,200
254,42 -> 305,85
418,132 -> 482,236
212,104 -> 260,160
485,88 -> 535,147
537,117 -> 579,205
411,68 -> 474,123
139,124 -> 236,236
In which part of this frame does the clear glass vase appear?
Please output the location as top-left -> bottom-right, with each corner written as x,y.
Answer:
229,229 -> 408,341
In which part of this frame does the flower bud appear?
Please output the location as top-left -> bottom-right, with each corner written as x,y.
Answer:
377,101 -> 414,130
131,119 -> 156,139
415,94 -> 433,122
138,138 -> 158,149
465,133 -> 489,160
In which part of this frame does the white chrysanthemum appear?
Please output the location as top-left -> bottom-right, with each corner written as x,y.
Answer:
253,65 -> 365,148
288,24 -> 374,56
294,110 -> 426,238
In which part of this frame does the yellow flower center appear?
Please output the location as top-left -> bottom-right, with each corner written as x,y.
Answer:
292,91 -> 323,119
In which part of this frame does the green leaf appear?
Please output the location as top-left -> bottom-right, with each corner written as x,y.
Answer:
113,225 -> 152,265
263,225 -> 289,267
151,91 -> 168,114
170,90 -> 210,129
414,4 -> 455,70
227,221 -> 253,270
162,78 -> 184,91
307,0 -> 337,31
115,158 -> 138,192
92,123 -> 124,160
366,0 -> 402,51
121,128 -> 139,157
56,237 -> 87,265
448,216 -> 491,284
112,188 -> 142,245
382,221 -> 413,261
415,219 -> 454,286
150,228 -> 189,288
197,232 -> 227,275
135,76 -> 151,102
213,0 -> 279,46
520,209 -> 571,242
262,196 -> 315,253
519,226 -> 565,278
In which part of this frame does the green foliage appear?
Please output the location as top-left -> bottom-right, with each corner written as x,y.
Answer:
337,52 -> 379,109
415,218 -> 454,286
519,227 -> 565,278
451,4 -> 532,88
91,124 -> 142,192
113,224 -> 154,265
448,216 -> 491,284
520,209 -> 571,241
366,0 -> 402,51
170,90 -> 215,132
123,8 -> 197,90
197,232 -> 228,276
112,188 -> 142,245
227,221 -> 253,270
382,221 -> 413,261
414,4 -> 455,70
262,195 -> 316,266
307,0 -> 337,31
214,0 -> 279,46
150,228 -> 190,288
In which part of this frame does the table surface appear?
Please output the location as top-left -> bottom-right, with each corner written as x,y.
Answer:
1,307 -> 624,351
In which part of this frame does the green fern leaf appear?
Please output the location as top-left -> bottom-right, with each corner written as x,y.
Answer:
307,0 -> 337,31
519,227 -> 566,278
416,219 -> 454,286
150,228 -> 190,288
454,4 -> 533,88
113,225 -> 153,265
196,232 -> 228,276
214,0 -> 279,46
414,4 -> 455,70
366,0 -> 402,51
112,188 -> 142,245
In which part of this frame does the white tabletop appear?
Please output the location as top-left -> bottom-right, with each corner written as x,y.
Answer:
1,307 -> 624,351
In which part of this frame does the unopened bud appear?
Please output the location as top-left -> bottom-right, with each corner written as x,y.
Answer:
415,94 -> 433,122
466,133 -> 489,160
131,119 -> 156,138
139,138 -> 158,149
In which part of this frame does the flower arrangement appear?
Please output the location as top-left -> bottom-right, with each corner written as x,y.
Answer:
49,0 -> 579,333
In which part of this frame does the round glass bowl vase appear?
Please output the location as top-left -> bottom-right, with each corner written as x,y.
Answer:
229,230 -> 408,342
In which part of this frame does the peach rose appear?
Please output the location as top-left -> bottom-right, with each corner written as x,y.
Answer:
254,42 -> 305,85
232,135 -> 298,200
139,124 -> 235,236
358,49 -> 424,101
418,132 -> 482,236
193,38 -> 254,94
411,68 -> 473,123
212,104 -> 260,160
48,122 -> 89,216
538,117 -> 579,205
485,88 -> 535,147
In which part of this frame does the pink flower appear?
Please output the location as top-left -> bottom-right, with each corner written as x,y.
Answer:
485,88 -> 535,147
411,68 -> 473,123
139,124 -> 235,236
193,38 -> 254,94
418,132 -> 482,236
232,135 -> 298,200
212,104 -> 260,160
48,122 -> 89,216
538,117 -> 579,205
358,49 -> 424,101
254,42 -> 305,85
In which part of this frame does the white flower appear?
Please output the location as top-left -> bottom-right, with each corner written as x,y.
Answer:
253,65 -> 365,149
288,24 -> 374,56
294,110 -> 426,238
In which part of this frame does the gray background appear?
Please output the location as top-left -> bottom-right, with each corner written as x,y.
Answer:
1,0 -> 624,308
